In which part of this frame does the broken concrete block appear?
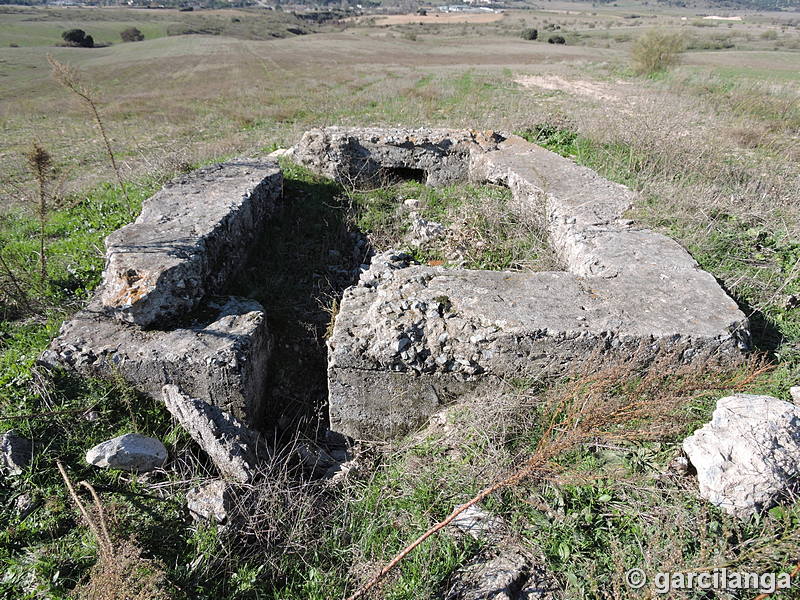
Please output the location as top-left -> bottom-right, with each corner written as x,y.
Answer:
329,253 -> 749,440
450,504 -> 508,544
683,393 -> 800,518
162,385 -> 266,483
445,550 -> 531,600
446,503 -> 561,600
86,433 -> 167,473
101,159 -> 282,327
1,431 -> 32,475
41,297 -> 271,424
312,128 -> 750,441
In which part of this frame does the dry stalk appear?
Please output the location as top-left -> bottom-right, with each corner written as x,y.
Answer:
56,461 -> 113,558
25,142 -> 52,284
345,358 -> 773,600
47,56 -> 134,219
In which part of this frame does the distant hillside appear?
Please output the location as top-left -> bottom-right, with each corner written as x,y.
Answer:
703,0 -> 799,9
569,0 -> 798,9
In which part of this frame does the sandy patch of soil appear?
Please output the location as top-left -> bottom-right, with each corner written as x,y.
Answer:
514,74 -> 627,102
703,15 -> 743,21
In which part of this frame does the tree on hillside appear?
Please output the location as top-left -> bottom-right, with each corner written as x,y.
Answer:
61,29 -> 94,48
120,27 -> 145,42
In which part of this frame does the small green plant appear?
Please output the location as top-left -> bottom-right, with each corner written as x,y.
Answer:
521,27 -> 538,41
548,35 -> 566,44
630,30 -> 684,76
119,27 -> 144,42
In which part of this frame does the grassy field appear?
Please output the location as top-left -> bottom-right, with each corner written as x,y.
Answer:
1,2 -> 800,598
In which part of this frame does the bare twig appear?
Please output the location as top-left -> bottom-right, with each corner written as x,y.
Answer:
0,248 -> 31,312
57,461 -> 109,558
0,403 -> 99,421
47,56 -> 134,219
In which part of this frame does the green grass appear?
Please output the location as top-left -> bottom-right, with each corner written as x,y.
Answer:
0,20 -> 169,47
0,180 -> 158,319
0,6 -> 313,48
350,179 -> 551,271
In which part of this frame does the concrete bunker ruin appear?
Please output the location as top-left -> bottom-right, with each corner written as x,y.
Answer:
294,127 -> 751,440
41,128 -> 751,443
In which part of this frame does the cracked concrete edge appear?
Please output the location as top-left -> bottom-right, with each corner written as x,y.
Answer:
162,385 -> 267,483
39,159 -> 283,424
40,296 -> 272,425
101,159 -> 283,328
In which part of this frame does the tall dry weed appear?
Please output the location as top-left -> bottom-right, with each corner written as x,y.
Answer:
47,56 -> 134,219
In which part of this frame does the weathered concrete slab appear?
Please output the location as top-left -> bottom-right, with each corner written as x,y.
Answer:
101,159 -> 282,327
329,253 -> 748,439
163,385 -> 266,482
293,127 -> 502,187
310,127 -> 751,441
41,159 -> 283,425
41,297 -> 271,424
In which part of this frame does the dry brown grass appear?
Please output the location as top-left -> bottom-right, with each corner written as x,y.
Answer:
345,354 -> 774,599
72,537 -> 172,600
56,462 -> 173,600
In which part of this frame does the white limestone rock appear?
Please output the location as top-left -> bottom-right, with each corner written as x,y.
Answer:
683,393 -> 800,518
187,479 -> 233,523
86,433 -> 167,473
1,431 -> 32,475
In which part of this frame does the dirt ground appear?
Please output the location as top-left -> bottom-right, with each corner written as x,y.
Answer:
514,74 -> 628,102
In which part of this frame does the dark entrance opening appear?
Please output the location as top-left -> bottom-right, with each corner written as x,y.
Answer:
380,166 -> 427,184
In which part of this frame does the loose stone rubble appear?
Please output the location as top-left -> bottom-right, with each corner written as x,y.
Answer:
85,433 -> 168,473
186,479 -> 234,523
163,385 -> 265,483
446,504 -> 560,600
683,393 -> 800,518
1,431 -> 32,475
41,159 -> 282,425
408,212 -> 446,247
295,127 -> 752,440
